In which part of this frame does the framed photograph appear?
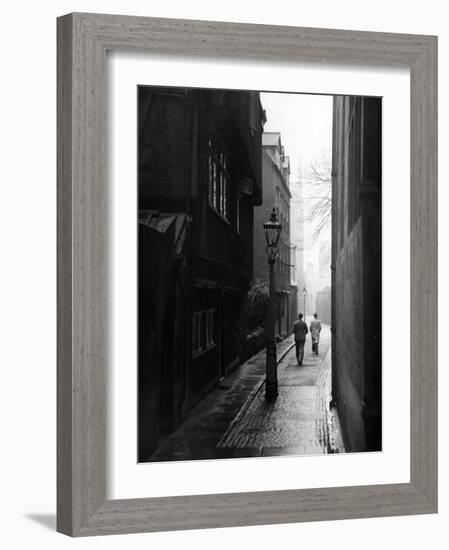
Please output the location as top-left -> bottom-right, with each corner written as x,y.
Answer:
57,13 -> 437,536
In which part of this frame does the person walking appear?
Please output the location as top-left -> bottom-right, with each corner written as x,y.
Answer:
292,313 -> 308,366
309,312 -> 322,355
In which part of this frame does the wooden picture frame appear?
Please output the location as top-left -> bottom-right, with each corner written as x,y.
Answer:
57,12 -> 437,536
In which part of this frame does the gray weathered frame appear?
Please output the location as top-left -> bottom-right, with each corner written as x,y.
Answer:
57,12 -> 438,537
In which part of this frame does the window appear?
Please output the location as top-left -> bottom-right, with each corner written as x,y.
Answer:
281,244 -> 284,275
205,309 -> 216,347
219,153 -> 227,219
192,309 -> 216,357
280,297 -> 285,318
236,194 -> 240,233
275,187 -> 280,217
208,138 -> 229,219
208,140 -> 217,208
192,311 -> 204,355
249,92 -> 259,132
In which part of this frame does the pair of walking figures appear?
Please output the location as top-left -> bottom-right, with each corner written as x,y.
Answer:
292,312 -> 322,366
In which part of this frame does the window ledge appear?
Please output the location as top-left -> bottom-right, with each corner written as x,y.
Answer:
208,204 -> 231,226
192,343 -> 217,359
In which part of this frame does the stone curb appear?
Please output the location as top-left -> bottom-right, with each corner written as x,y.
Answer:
217,340 -> 295,447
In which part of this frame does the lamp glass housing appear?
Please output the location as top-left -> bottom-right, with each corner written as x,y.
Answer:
263,208 -> 282,263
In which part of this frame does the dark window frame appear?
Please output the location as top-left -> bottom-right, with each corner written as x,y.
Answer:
208,137 -> 230,222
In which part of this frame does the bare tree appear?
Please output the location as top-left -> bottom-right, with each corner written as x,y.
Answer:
301,151 -> 332,246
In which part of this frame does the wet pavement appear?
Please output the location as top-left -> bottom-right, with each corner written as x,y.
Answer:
218,323 -> 345,456
148,323 -> 344,462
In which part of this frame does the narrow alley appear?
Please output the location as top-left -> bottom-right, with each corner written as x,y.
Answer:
149,322 -> 344,462
139,89 -> 382,460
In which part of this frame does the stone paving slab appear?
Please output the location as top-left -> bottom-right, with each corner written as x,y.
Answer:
219,386 -> 327,450
218,324 -> 345,455
147,324 -> 344,462
147,336 -> 295,462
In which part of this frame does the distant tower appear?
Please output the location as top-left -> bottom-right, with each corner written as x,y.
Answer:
289,170 -> 305,305
304,261 -> 317,315
318,239 -> 331,291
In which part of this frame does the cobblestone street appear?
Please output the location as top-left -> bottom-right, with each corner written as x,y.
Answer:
218,322 -> 345,456
148,323 -> 344,462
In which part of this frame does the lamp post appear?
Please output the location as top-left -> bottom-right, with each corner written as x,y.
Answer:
302,286 -> 307,319
263,208 -> 282,401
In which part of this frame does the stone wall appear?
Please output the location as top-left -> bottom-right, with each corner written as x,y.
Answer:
333,218 -> 366,451
331,95 -> 382,453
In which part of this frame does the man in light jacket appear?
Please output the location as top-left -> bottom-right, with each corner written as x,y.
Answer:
309,312 -> 322,355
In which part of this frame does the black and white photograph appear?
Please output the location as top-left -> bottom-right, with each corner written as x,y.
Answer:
2,0 -> 442,545
138,86 -> 381,462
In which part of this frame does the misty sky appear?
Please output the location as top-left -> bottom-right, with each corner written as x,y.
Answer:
261,92 -> 333,181
260,92 -> 333,282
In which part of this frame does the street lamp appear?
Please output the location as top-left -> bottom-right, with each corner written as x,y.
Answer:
263,208 -> 282,401
302,286 -> 307,319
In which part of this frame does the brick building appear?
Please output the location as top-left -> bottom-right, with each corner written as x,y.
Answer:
290,175 -> 305,305
138,86 -> 265,460
254,132 -> 297,339
331,95 -> 382,452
